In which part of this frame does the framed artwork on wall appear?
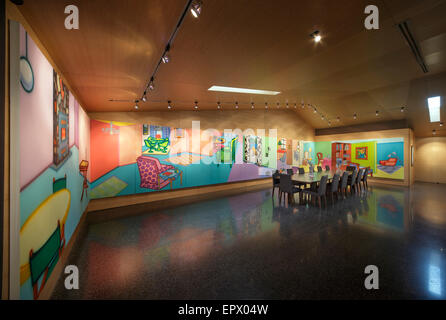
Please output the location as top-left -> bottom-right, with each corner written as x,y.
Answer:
356,147 -> 368,160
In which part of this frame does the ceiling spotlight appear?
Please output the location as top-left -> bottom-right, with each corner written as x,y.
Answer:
301,102 -> 305,109
313,108 -> 317,114
134,102 -> 139,110
276,102 -> 280,109
401,106 -> 405,113
167,100 -> 172,109
149,77 -> 155,91
321,115 -> 325,120
311,30 -> 322,43
235,102 -> 239,109
353,113 -> 357,120
142,93 -> 147,102
194,101 -> 198,110
440,122 -> 444,127
376,110 -> 379,116
251,102 -> 255,109
190,0 -> 202,18
162,53 -> 170,64
433,129 -> 437,135
337,116 -> 341,122
265,102 -> 269,109
162,44 -> 170,64
328,121 -> 331,127
217,102 -> 221,109
286,103 -> 289,109
294,103 -> 297,109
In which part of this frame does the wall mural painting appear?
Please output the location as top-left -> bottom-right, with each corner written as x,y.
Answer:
356,147 -> 368,160
375,141 -> 404,180
142,124 -> 171,155
53,71 -> 70,168
292,140 -> 303,167
19,24 -> 90,300
277,138 -> 287,170
243,135 -> 263,166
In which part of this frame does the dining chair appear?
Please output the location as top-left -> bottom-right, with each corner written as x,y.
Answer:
317,166 -> 323,172
287,168 -> 294,175
303,175 -> 328,208
346,165 -> 356,172
356,169 -> 364,193
272,171 -> 280,197
339,171 -> 349,199
362,168 -> 369,189
326,173 -> 340,203
298,167 -> 305,174
279,174 -> 302,204
325,165 -> 330,171
347,170 -> 358,195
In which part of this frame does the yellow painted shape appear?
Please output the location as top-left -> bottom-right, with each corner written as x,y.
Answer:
374,167 -> 404,180
96,119 -> 135,127
19,189 -> 71,284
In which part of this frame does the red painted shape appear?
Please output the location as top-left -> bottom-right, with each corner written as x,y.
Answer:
90,120 -> 119,182
379,158 -> 397,166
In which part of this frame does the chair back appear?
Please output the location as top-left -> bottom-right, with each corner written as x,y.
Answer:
331,174 -> 340,192
272,172 -> 280,186
309,166 -> 314,173
318,175 -> 329,195
317,166 -> 323,172
325,165 -> 330,171
357,169 -> 364,184
287,169 -> 294,175
279,174 -> 293,193
340,172 -> 349,189
362,168 -> 369,181
298,167 -> 305,174
349,170 -> 358,185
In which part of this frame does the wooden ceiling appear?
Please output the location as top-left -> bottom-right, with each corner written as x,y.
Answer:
17,0 -> 446,137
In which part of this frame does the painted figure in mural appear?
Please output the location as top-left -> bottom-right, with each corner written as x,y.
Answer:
144,136 -> 170,154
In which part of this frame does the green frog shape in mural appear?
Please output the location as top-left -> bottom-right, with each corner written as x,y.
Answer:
144,136 -> 170,154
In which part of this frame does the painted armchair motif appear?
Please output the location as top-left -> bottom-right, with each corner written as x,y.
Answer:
136,156 -> 176,190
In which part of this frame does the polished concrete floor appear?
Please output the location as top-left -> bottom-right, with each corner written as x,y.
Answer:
52,182 -> 446,299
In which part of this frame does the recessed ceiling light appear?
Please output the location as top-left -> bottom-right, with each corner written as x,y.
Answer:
208,86 -> 281,96
427,96 -> 441,122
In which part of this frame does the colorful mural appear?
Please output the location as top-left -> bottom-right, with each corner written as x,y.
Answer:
18,24 -> 90,299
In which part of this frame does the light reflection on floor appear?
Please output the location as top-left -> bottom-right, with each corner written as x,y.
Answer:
52,182 -> 446,300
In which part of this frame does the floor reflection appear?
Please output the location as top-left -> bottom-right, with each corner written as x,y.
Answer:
52,182 -> 446,300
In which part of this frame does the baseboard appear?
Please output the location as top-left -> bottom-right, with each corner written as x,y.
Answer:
37,205 -> 89,300
88,178 -> 272,224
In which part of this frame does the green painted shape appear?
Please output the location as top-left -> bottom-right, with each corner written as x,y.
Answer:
144,137 -> 170,153
90,176 -> 128,199
52,177 -> 67,193
262,136 -> 277,169
29,225 -> 61,286
315,141 -> 332,159
352,141 -> 377,172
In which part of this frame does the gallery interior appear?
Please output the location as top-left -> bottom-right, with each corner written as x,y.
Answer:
1,0 -> 446,300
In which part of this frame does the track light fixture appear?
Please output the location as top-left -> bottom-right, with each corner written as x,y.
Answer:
167,100 -> 172,109
440,122 -> 444,127
194,101 -> 198,109
301,102 -> 305,109
313,107 -> 317,114
376,110 -> 379,116
353,113 -> 357,120
265,102 -> 269,109
217,102 -> 221,109
251,102 -> 255,109
401,106 -> 405,112
433,129 -> 437,135
134,101 -> 139,110
294,103 -> 297,109
286,103 -> 289,109
190,0 -> 203,18
235,102 -> 239,109
142,92 -> 147,102
337,117 -> 341,122
276,102 -> 280,109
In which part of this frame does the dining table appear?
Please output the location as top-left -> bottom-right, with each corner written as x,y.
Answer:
291,169 -> 351,185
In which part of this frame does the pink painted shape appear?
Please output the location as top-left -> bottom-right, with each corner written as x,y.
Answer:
19,25 -> 54,189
